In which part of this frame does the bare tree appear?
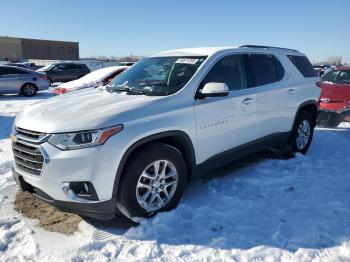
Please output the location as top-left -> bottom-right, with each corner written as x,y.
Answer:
327,56 -> 342,66
85,54 -> 144,62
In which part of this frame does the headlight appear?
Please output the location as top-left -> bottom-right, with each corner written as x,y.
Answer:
48,125 -> 123,150
11,122 -> 16,134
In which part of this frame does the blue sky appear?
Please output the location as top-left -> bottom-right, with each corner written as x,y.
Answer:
1,0 -> 349,62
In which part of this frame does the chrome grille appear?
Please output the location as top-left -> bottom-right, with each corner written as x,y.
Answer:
12,127 -> 48,176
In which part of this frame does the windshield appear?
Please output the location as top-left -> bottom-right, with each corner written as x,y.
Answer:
37,64 -> 56,71
107,56 -> 206,96
322,70 -> 350,84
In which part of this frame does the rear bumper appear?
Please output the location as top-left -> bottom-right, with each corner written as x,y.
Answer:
35,79 -> 50,91
317,109 -> 350,127
13,167 -> 117,220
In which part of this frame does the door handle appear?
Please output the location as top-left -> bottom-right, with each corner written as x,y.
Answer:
241,97 -> 253,105
288,89 -> 296,94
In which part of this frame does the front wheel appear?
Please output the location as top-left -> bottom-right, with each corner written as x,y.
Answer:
117,143 -> 188,221
281,111 -> 315,156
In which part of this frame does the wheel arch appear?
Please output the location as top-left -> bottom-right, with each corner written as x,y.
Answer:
288,100 -> 318,141
294,100 -> 319,126
112,130 -> 196,198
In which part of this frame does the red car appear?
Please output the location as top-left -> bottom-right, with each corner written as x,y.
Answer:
318,66 -> 350,127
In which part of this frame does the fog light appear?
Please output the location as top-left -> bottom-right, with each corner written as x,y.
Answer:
62,181 -> 98,202
70,182 -> 90,196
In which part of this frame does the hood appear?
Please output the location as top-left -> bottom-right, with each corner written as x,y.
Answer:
15,88 -> 161,133
57,79 -> 93,90
321,82 -> 350,102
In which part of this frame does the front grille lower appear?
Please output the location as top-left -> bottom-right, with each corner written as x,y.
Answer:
12,127 -> 48,176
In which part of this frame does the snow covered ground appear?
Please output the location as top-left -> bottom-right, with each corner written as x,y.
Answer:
1,91 -> 350,261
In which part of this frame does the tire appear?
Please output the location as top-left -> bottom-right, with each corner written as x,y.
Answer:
117,143 -> 188,221
47,77 -> 53,86
281,111 -> 315,156
21,83 -> 37,97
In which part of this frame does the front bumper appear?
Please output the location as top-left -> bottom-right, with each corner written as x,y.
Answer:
13,167 -> 117,220
11,128 -> 127,219
12,137 -> 123,202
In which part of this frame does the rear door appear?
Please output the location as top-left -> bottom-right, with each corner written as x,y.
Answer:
74,64 -> 89,78
49,64 -> 70,82
0,67 -> 24,93
245,53 -> 297,139
194,54 -> 257,163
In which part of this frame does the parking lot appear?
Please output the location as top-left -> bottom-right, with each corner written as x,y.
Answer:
1,90 -> 350,261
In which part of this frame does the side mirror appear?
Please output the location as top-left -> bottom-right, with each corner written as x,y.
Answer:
197,82 -> 229,99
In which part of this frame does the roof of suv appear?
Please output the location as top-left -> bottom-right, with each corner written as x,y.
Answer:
152,45 -> 302,57
54,62 -> 86,65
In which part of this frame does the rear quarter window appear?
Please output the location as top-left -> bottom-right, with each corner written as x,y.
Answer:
287,55 -> 316,77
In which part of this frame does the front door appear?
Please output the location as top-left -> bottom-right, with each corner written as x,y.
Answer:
194,54 -> 257,164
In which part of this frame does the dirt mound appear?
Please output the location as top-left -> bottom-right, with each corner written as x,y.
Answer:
14,191 -> 82,235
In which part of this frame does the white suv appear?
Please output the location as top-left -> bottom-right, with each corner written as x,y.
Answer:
11,45 -> 320,221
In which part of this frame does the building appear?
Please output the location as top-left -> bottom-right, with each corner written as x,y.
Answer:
0,36 -> 79,61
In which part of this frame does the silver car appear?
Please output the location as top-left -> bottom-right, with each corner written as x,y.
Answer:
0,66 -> 49,96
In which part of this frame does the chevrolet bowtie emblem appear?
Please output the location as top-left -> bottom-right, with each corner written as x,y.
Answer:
10,134 -> 17,142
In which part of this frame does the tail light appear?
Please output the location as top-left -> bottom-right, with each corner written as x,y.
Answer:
316,81 -> 322,88
39,75 -> 47,80
53,87 -> 68,95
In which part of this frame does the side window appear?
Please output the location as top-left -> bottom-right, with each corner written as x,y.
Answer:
103,70 -> 124,84
287,55 -> 316,77
0,67 -> 24,75
202,54 -> 247,91
65,64 -> 78,70
72,64 -> 84,70
249,54 -> 285,86
52,64 -> 68,71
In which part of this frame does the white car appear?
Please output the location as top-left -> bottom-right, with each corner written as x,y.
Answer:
11,45 -> 320,221
53,66 -> 129,95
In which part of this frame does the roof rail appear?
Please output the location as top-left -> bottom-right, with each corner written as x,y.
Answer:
239,45 -> 299,52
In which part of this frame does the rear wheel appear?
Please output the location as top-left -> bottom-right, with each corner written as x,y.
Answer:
47,77 -> 53,86
117,143 -> 188,221
281,111 -> 315,156
21,83 -> 37,97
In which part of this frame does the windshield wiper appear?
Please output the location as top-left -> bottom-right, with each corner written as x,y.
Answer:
106,85 -> 145,95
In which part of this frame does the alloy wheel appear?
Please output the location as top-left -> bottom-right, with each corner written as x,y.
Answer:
23,85 -> 36,96
136,160 -> 178,212
296,120 -> 311,150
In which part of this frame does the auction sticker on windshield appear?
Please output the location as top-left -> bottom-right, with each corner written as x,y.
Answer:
175,58 -> 199,64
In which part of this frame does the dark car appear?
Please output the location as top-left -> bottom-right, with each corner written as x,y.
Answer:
37,62 -> 90,85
